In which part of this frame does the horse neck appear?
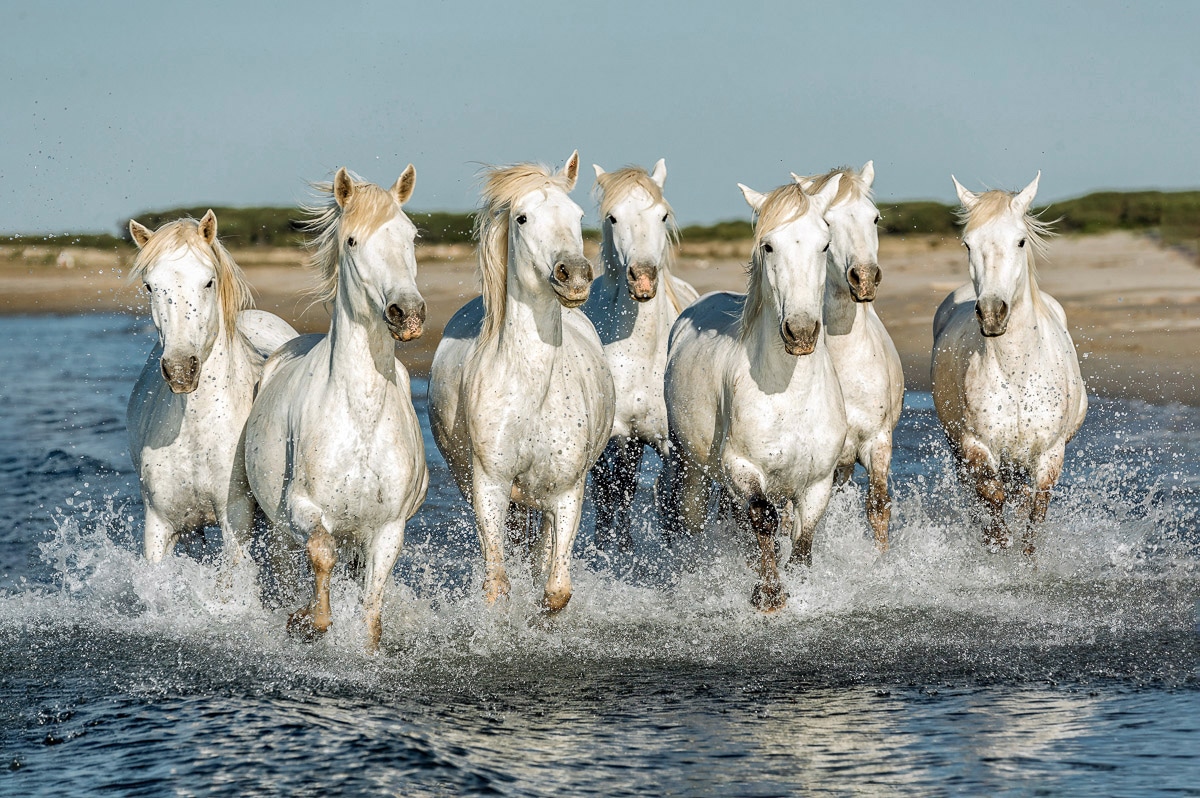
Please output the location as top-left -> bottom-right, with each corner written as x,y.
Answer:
326,269 -> 397,382
495,253 -> 566,366
822,275 -> 867,337
743,299 -> 823,387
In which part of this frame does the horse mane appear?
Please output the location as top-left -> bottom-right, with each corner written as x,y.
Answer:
474,162 -> 575,342
740,183 -> 812,338
594,165 -> 685,312
796,165 -> 874,206
130,218 -> 252,339
957,189 -> 1056,312
304,173 -> 402,304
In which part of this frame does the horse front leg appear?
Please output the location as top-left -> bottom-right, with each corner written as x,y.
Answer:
286,522 -> 336,641
864,436 -> 894,553
1022,447 -> 1065,556
787,475 -> 835,569
361,520 -> 405,653
472,465 -> 512,606
143,501 -> 178,563
593,437 -> 643,552
744,496 -> 785,613
659,441 -> 711,544
541,484 -> 585,614
961,441 -> 1009,550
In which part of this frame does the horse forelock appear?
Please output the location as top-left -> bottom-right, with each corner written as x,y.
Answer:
740,184 -> 812,338
130,218 -> 252,338
305,175 -> 403,305
958,189 -> 1056,312
474,163 -> 574,342
796,166 -> 874,208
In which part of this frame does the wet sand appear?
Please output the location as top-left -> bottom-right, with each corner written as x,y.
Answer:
2,231 -> 1197,403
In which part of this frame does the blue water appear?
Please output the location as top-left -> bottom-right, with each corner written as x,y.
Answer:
1,314 -> 1198,796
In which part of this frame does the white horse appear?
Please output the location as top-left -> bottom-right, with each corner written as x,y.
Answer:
581,159 -> 699,551
243,167 -> 428,652
932,172 -> 1087,553
792,163 -> 904,551
428,152 -> 615,612
126,211 -> 298,565
662,176 -> 847,612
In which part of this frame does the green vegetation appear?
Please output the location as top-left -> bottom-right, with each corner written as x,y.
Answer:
5,190 -> 1196,254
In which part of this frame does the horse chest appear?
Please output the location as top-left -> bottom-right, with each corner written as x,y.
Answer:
827,321 -> 902,446
964,346 -> 1075,457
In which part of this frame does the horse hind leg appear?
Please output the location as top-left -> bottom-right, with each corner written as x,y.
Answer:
286,523 -> 337,641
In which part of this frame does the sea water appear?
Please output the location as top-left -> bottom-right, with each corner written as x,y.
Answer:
1,314 -> 1197,796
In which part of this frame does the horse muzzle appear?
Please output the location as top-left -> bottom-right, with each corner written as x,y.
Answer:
552,257 -> 594,308
160,355 -> 200,394
847,263 -> 881,303
780,318 -> 821,356
627,264 -> 658,302
385,298 -> 426,342
975,297 -> 1009,337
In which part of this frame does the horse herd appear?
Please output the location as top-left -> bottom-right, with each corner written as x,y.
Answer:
124,151 -> 1087,651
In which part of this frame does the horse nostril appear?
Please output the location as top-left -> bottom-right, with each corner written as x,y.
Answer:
998,301 -> 1009,321
975,303 -> 984,319
160,360 -> 170,381
782,320 -> 796,342
848,268 -> 861,288
187,356 -> 198,376
555,263 -> 570,283
385,303 -> 405,325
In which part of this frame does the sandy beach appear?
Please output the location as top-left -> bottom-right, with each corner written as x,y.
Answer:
2,231 -> 1196,403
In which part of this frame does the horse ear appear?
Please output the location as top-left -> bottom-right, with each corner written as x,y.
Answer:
334,167 -> 355,208
1012,170 -> 1041,214
129,219 -> 152,248
199,209 -> 218,245
738,183 -> 767,212
560,150 -> 580,191
809,173 -> 843,215
650,158 -> 667,188
592,163 -> 606,180
790,172 -> 815,192
951,175 -> 978,210
392,164 -> 416,206
860,160 -> 875,188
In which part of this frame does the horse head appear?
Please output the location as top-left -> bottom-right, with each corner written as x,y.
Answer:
953,172 -> 1042,337
129,210 -> 246,393
594,159 -> 672,302
795,161 -> 882,303
328,165 -> 425,341
739,174 -> 842,356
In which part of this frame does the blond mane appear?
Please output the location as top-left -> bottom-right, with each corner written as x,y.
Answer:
797,165 -> 874,206
304,173 -> 404,304
474,162 -> 575,342
958,189 -> 1056,312
741,183 -> 812,337
594,165 -> 685,312
130,218 -> 252,338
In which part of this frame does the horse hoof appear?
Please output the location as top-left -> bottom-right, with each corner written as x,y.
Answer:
752,583 -> 786,613
287,608 -> 330,642
541,590 -> 571,615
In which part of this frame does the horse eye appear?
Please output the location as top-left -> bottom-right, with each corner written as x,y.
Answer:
661,214 -> 669,223
346,236 -> 357,247
1018,238 -> 1026,248
205,279 -> 214,289
143,283 -> 151,293
822,242 -> 830,253
874,215 -> 881,225
762,243 -> 773,254
964,242 -> 971,253
516,215 -> 527,225
607,214 -> 617,225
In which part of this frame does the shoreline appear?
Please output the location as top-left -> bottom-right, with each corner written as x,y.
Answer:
2,232 -> 1197,404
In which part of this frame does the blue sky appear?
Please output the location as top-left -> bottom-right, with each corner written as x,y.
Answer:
1,0 -> 1196,234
